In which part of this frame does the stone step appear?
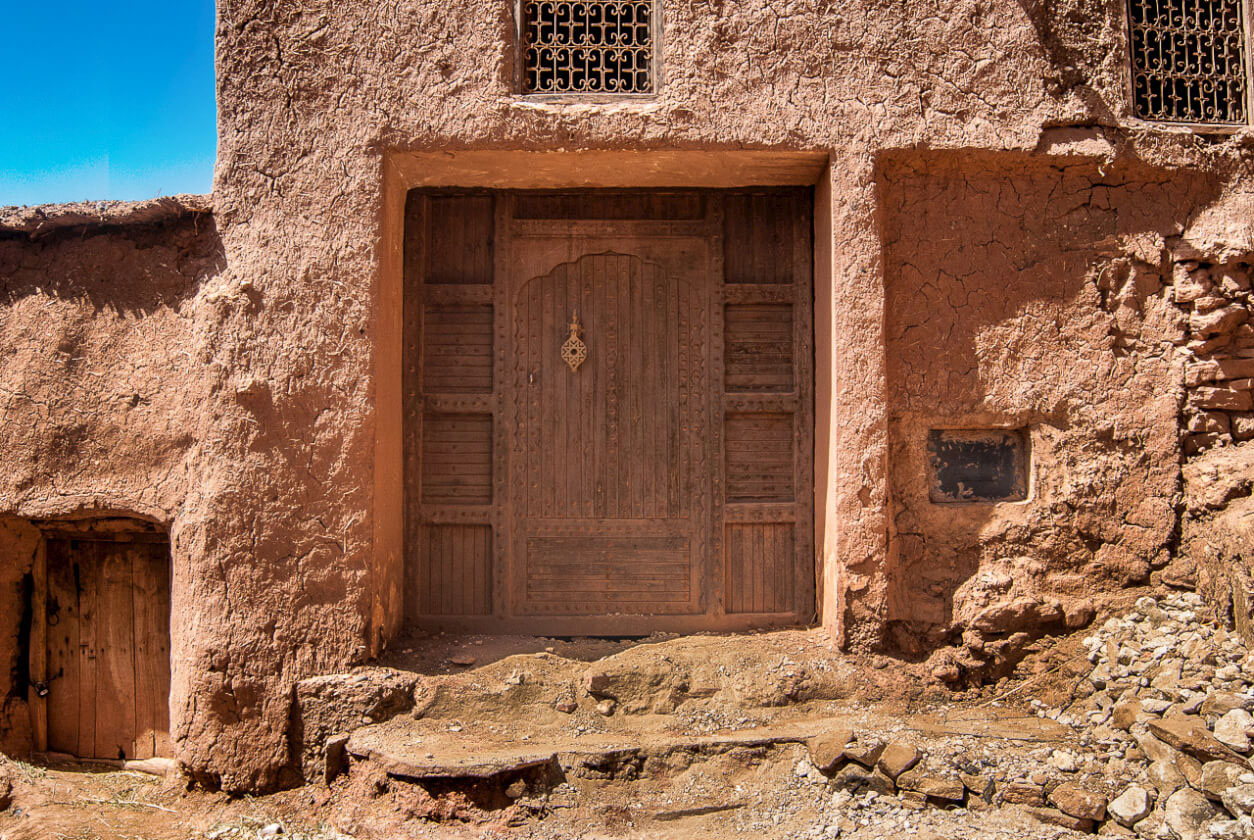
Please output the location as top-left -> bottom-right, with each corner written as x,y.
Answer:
343,715 -> 833,782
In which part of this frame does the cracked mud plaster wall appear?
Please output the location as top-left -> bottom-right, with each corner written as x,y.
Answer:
0,213 -> 377,791
0,0 -> 1222,792
0,209 -> 379,792
879,153 -> 1222,674
0,218 -> 235,762
204,0 -> 1254,786
212,0 -> 1108,655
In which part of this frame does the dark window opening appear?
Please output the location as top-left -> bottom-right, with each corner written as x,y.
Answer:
1128,0 -> 1250,124
522,1 -> 655,94
928,429 -> 1029,504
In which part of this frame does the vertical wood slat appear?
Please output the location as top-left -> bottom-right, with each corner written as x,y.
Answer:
131,542 -> 171,759
30,539 -> 47,752
723,193 -> 797,284
77,542 -> 98,758
707,197 -> 726,616
425,195 -> 494,284
791,197 -> 817,618
45,540 -> 79,755
414,525 -> 492,616
95,544 -> 136,760
130,544 -> 155,760
492,196 -> 512,620
725,524 -> 796,614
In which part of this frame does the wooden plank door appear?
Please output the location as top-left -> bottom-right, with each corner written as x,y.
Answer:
719,191 -> 816,622
404,189 -> 814,633
504,203 -> 716,631
41,537 -> 171,760
404,193 -> 500,622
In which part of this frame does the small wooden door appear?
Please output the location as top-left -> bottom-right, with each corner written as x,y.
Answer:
32,536 -> 171,760
404,189 -> 814,634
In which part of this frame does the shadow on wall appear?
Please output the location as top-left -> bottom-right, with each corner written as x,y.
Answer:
0,213 -> 221,506
0,215 -> 223,314
1015,0 -> 1126,105
876,150 -> 1221,680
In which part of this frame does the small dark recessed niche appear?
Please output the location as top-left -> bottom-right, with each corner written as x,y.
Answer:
927,429 -> 1029,504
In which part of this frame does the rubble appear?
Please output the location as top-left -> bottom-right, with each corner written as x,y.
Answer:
1163,788 -> 1221,840
877,742 -> 921,780
796,591 -> 1254,837
1049,783 -> 1107,822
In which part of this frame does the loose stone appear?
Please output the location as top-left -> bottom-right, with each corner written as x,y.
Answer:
1107,785 -> 1153,827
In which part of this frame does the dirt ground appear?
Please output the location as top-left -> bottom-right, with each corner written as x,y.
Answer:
0,716 -> 1089,840
0,601 -> 1147,840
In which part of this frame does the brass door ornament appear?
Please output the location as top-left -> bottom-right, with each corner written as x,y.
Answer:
561,311 -> 588,372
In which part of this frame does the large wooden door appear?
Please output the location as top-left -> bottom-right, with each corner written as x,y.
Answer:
405,189 -> 814,634
34,536 -> 171,760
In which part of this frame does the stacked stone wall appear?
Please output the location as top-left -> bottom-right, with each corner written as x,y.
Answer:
1174,257 -> 1254,455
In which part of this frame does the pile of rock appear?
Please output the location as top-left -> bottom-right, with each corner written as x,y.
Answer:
802,726 -> 1113,833
1062,592 -> 1254,837
798,591 -> 1254,837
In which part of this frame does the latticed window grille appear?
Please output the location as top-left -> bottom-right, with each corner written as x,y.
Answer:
1128,0 -> 1250,124
522,1 -> 655,94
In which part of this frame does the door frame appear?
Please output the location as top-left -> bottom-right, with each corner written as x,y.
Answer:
400,185 -> 817,634
373,150 -> 839,648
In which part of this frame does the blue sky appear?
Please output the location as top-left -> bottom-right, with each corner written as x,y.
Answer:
0,2 -> 216,206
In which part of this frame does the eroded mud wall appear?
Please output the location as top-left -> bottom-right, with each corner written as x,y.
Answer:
880,154 -> 1223,678
0,217 -> 216,507
213,0 -> 1076,678
203,0 -> 1254,779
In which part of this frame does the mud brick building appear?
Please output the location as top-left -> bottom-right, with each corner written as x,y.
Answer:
3,0 -> 1254,792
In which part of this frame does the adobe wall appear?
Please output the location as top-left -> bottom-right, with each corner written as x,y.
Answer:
0,209 -> 225,764
0,197 -> 387,789
208,0 -> 1100,675
0,0 -> 1253,793
1163,193 -> 1254,648
880,153 -> 1221,680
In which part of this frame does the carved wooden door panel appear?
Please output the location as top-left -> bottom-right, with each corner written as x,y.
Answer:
404,189 -> 814,634
507,239 -> 712,627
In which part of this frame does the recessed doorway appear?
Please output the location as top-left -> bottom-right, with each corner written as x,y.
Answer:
30,531 -> 171,761
404,188 -> 815,634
